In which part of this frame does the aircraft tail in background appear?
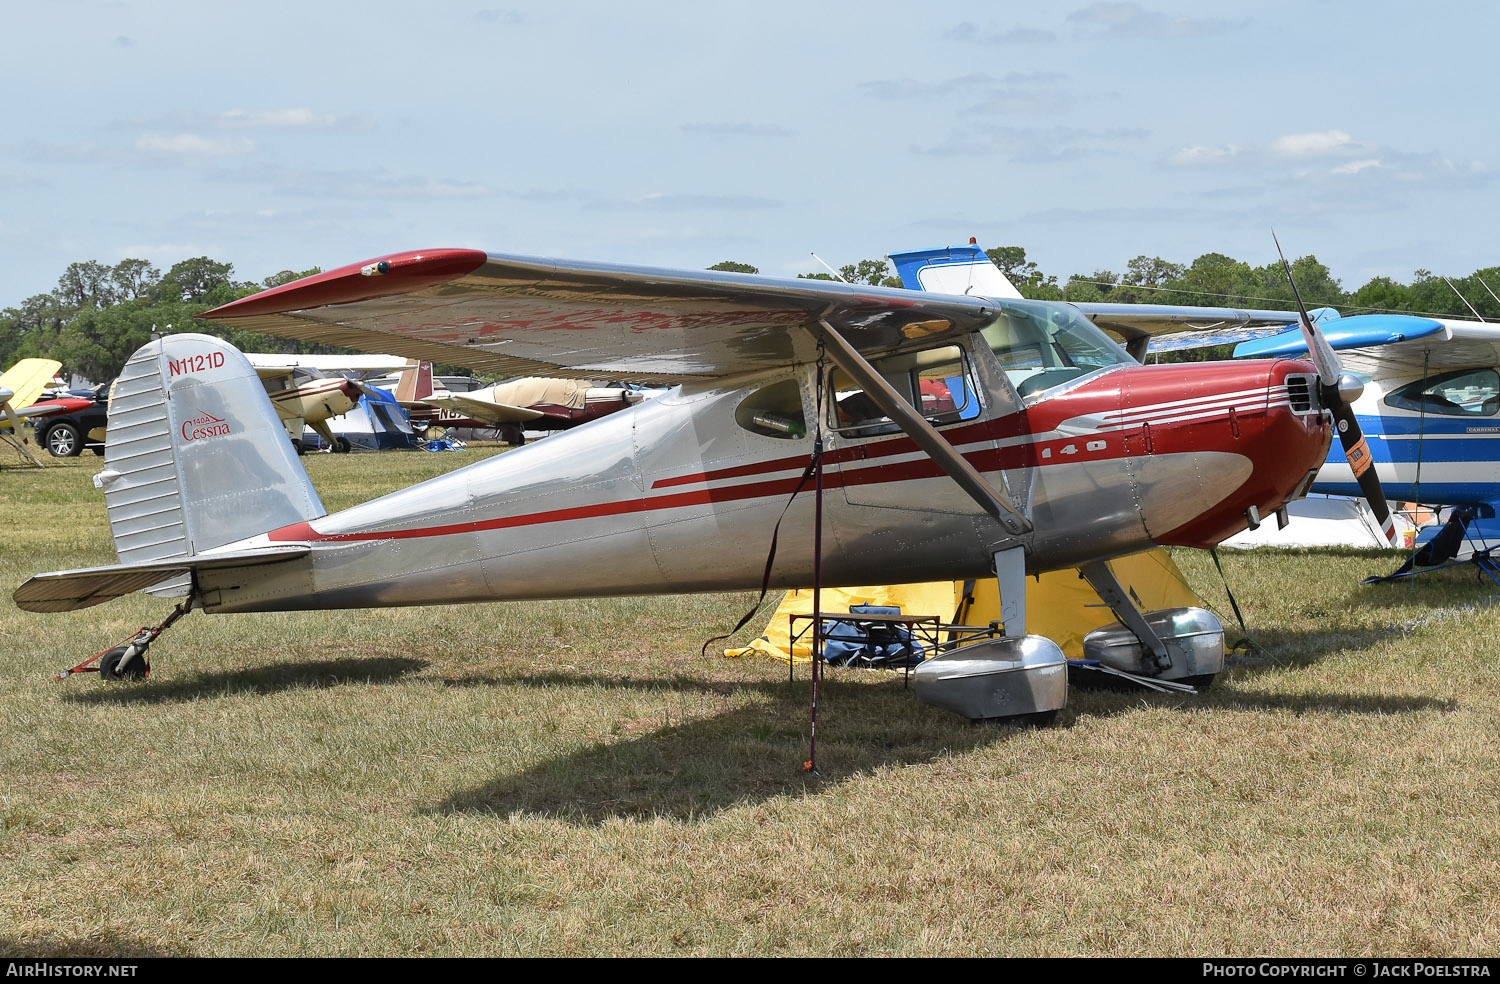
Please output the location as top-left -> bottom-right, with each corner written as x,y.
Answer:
887,244 -> 1024,299
393,359 -> 435,403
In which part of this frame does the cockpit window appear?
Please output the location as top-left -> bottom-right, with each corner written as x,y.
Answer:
1384,369 -> 1500,416
828,343 -> 980,437
979,299 -> 1133,398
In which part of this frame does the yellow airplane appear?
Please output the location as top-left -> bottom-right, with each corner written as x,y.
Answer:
0,358 -> 64,466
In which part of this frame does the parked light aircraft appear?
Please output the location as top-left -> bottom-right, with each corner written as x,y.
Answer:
14,246 -> 1373,719
388,360 -> 650,445
1232,312 -> 1500,509
246,353 -> 409,453
0,358 -> 64,465
1230,309 -> 1500,564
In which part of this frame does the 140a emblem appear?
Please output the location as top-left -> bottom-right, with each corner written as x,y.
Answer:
181,411 -> 231,441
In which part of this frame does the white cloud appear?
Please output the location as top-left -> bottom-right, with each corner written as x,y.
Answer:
310,176 -> 491,200
1067,2 -> 1243,39
475,8 -> 525,25
859,72 -> 1065,102
1270,130 -> 1357,158
1169,144 -> 1242,165
219,108 -> 339,129
134,134 -> 255,156
945,22 -> 1058,44
1331,159 -> 1382,175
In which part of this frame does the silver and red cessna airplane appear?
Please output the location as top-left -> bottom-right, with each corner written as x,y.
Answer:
14,243 -> 1383,720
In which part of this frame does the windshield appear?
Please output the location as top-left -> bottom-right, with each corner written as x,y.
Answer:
979,299 -> 1134,398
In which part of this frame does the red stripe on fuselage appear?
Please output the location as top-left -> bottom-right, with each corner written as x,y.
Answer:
649,411 -> 1044,490
267,429 -> 1135,545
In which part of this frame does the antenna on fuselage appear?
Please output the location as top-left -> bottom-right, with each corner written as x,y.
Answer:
1443,278 -> 1487,322
809,253 -> 849,283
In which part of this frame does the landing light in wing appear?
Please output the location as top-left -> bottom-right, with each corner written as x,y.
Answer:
359,261 -> 391,277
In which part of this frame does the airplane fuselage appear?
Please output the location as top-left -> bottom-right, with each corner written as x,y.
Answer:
198,354 -> 1329,613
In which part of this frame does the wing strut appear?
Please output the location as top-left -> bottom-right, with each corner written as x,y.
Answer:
811,320 -> 1031,535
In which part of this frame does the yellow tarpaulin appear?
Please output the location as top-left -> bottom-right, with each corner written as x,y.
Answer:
725,548 -> 1205,663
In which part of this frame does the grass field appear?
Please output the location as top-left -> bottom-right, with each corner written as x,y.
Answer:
2,448 -> 1498,956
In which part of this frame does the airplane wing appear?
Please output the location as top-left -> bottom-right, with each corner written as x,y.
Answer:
420,392 -> 546,426
1071,302 -> 1302,360
0,359 -> 64,428
1232,314 -> 1500,377
1071,301 -> 1301,335
245,353 -> 413,375
198,249 -> 1000,383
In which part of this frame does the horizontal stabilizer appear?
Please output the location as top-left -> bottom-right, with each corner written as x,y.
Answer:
13,546 -> 310,613
423,392 -> 545,425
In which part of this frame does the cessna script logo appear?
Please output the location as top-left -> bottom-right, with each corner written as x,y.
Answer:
181,410 -> 231,442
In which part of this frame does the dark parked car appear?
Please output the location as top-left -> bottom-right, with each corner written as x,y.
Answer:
33,383 -> 110,457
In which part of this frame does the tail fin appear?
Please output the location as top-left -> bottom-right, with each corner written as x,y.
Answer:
101,333 -> 325,568
393,360 -> 434,403
887,244 -> 1024,299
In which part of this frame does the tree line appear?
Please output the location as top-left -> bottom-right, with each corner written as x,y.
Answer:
718,248 -> 1500,318
7,247 -> 1498,383
0,257 -> 332,384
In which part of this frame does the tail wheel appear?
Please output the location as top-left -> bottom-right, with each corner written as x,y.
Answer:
99,646 -> 148,682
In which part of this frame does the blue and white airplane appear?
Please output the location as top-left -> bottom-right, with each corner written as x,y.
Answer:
1233,312 -> 1500,516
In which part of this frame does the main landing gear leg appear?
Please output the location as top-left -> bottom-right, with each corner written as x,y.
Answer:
993,545 -> 1028,638
1078,561 -> 1172,671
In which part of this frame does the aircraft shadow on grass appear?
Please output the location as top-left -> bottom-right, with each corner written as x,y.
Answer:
432,673 -> 1007,824
430,666 -> 1451,825
60,656 -> 427,706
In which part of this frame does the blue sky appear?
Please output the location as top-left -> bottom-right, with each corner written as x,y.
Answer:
3,0 -> 1495,309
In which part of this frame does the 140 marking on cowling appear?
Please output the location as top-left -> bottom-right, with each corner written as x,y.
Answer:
1041,440 -> 1107,459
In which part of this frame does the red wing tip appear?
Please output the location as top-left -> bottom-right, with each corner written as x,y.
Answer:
197,248 -> 489,321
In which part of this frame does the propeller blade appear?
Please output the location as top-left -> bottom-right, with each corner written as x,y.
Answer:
1329,399 -> 1397,545
1274,233 -> 1396,546
1272,230 -> 1342,387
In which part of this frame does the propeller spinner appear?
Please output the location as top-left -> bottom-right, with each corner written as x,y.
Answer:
1274,233 -> 1397,545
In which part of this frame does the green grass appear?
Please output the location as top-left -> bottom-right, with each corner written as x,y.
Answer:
2,449 -> 1499,956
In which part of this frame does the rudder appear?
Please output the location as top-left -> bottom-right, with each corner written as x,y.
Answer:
100,333 -> 325,575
